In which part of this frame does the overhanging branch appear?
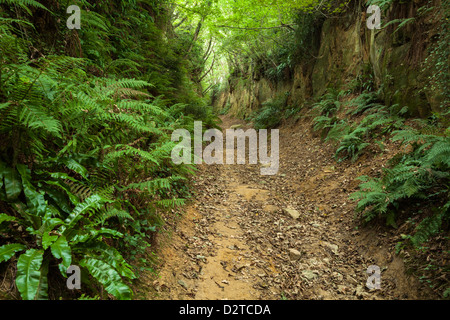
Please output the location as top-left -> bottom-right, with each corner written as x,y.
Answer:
215,24 -> 295,31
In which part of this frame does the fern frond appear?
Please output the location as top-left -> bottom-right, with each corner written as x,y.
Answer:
0,0 -> 49,14
424,139 -> 450,168
93,207 -> 134,226
410,207 -> 446,247
104,145 -> 160,165
81,10 -> 109,32
156,198 -> 185,208
125,175 -> 185,193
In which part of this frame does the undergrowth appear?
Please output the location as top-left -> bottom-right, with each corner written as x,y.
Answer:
310,81 -> 449,296
0,0 -> 216,300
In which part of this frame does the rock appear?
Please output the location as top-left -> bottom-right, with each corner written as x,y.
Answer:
288,248 -> 302,261
323,242 -> 339,255
196,255 -> 206,261
283,207 -> 300,220
301,270 -> 319,281
178,280 -> 188,290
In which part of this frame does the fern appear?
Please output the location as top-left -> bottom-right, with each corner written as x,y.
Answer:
410,206 -> 447,247
125,176 -> 185,193
93,207 -> 134,226
313,115 -> 337,132
423,140 -> 450,169
0,0 -> 49,14
335,131 -> 371,162
325,120 -> 352,143
351,124 -> 449,242
312,89 -> 341,117
0,1 -> 216,300
157,198 -> 186,208
346,91 -> 382,116
79,258 -> 133,300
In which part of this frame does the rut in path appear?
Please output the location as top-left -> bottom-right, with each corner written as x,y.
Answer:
144,116 -> 430,300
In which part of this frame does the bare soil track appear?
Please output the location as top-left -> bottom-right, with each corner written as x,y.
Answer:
140,115 -> 436,300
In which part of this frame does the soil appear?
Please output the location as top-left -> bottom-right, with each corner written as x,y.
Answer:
139,115 -> 439,300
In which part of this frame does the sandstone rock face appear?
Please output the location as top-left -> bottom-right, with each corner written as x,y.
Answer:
213,2 -> 438,118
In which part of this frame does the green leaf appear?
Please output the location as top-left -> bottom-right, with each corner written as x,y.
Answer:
0,243 -> 27,263
0,0 -> 50,14
16,249 -> 47,300
0,213 -> 16,225
86,243 -> 135,280
42,233 -> 58,250
50,236 -> 72,269
34,259 -> 49,300
40,216 -> 64,231
80,258 -> 133,300
41,186 -> 72,214
61,194 -> 109,236
70,227 -> 123,245
44,180 -> 80,205
61,158 -> 89,179
17,164 -> 47,217
39,217 -> 65,249
3,167 -> 22,200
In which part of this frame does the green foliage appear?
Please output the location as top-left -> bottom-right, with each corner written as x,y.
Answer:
0,0 -> 217,300
335,111 -> 404,162
312,89 -> 342,117
0,0 -> 49,14
335,130 -> 371,162
350,127 -> 449,240
408,202 -> 449,247
311,88 -> 405,162
0,244 -> 27,264
250,92 -> 290,129
345,91 -> 384,116
15,249 -> 48,300
366,0 -> 395,11
422,0 -> 450,112
310,88 -> 448,251
79,258 -> 132,300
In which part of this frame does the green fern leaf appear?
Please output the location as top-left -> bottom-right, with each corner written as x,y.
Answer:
16,249 -> 47,300
0,243 -> 26,263
79,258 -> 133,300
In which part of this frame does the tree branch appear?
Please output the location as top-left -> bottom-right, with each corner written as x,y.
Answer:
215,24 -> 295,31
199,54 -> 215,82
202,38 -> 213,61
173,16 -> 187,29
184,17 -> 204,58
202,83 -> 214,95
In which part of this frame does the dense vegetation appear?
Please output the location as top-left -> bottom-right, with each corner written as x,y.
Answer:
0,0 -> 219,300
0,0 -> 448,299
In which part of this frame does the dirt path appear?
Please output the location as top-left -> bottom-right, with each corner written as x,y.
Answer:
143,115 -> 434,300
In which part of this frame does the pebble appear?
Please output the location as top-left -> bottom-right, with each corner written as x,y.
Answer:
288,248 -> 302,261
283,207 -> 301,220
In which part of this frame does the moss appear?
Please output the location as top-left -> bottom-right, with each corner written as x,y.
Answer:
379,43 -> 431,117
